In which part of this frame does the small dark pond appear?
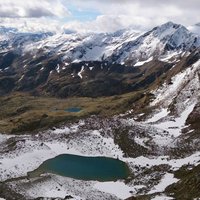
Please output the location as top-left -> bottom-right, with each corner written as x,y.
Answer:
65,107 -> 82,113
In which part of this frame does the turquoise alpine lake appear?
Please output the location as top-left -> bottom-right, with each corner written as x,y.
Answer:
65,107 -> 82,112
28,154 -> 130,181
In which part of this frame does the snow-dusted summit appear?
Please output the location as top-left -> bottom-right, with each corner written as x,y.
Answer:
21,21 -> 200,65
0,21 -> 199,66
108,22 -> 200,65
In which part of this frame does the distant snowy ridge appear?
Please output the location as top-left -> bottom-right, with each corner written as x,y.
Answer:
0,21 -> 199,66
28,22 -> 200,65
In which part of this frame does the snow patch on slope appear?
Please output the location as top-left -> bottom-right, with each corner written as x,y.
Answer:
134,56 -> 153,66
154,103 -> 196,138
146,108 -> 169,123
78,66 -> 84,79
124,151 -> 200,170
94,181 -> 136,199
151,195 -> 174,200
148,173 -> 178,194
151,59 -> 200,107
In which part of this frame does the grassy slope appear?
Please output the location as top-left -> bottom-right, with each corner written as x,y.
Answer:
0,55 -> 192,134
0,91 -> 146,134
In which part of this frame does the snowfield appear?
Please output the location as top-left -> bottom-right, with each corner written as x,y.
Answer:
147,173 -> 179,194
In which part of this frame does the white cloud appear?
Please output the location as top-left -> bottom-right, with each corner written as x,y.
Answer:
63,0 -> 200,33
63,15 -> 153,33
0,18 -> 63,33
188,24 -> 200,36
0,0 -> 69,18
0,0 -> 199,33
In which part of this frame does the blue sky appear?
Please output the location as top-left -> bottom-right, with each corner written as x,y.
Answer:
66,4 -> 100,22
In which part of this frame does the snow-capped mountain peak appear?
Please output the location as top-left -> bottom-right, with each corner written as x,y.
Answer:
156,22 -> 200,49
107,22 -> 200,65
0,21 -> 200,66
151,21 -> 185,39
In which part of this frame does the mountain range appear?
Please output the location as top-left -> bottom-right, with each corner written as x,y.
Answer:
0,21 -> 200,200
0,21 -> 200,98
